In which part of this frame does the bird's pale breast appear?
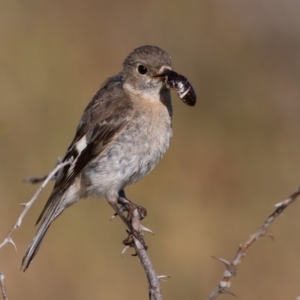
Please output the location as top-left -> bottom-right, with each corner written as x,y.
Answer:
84,98 -> 172,198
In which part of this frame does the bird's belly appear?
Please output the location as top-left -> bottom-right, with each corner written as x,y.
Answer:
83,121 -> 172,197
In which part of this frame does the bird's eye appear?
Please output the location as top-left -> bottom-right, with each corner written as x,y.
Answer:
137,65 -> 148,75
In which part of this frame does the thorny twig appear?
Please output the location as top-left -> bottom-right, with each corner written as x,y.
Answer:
122,207 -> 167,300
0,160 -> 71,251
0,160 -> 71,300
206,187 -> 300,300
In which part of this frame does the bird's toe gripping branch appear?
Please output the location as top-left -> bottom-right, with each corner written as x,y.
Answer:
110,192 -> 153,253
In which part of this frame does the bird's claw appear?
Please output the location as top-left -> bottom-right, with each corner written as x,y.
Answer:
117,196 -> 147,221
123,229 -> 148,251
113,192 -> 149,252
110,204 -> 127,221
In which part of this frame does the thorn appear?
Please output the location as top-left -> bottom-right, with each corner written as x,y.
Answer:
212,256 -> 238,276
140,225 -> 154,235
257,229 -> 273,239
212,256 -> 230,267
266,232 -> 275,241
110,205 -> 128,221
121,245 -> 130,256
157,275 -> 170,282
7,238 -> 17,252
20,203 -> 27,207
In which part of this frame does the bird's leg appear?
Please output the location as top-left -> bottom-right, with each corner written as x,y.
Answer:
117,190 -> 147,221
109,190 -> 149,250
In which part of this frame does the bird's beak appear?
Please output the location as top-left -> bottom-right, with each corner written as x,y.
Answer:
152,67 -> 173,79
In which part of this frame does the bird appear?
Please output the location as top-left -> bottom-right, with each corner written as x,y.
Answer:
21,45 -> 195,271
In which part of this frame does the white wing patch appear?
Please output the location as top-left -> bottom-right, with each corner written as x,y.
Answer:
66,134 -> 87,176
76,135 -> 87,153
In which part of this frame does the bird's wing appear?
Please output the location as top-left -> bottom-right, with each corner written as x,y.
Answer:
36,75 -> 134,224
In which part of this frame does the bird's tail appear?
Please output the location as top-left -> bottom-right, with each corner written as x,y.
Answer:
21,217 -> 52,272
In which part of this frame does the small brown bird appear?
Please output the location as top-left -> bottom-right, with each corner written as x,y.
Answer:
22,45 -> 196,271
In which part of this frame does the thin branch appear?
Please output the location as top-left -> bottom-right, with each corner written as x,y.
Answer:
206,187 -> 300,300
0,160 -> 70,300
134,238 -> 163,300
132,208 -> 164,300
122,207 -> 166,300
0,160 -> 71,251
0,271 -> 8,300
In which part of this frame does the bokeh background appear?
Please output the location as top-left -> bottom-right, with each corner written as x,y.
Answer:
1,0 -> 300,299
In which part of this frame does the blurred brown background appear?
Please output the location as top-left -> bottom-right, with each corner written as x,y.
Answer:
1,0 -> 300,299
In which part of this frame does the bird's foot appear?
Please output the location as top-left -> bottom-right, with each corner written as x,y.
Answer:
118,195 -> 149,250
118,195 -> 147,221
110,190 -> 147,222
123,229 -> 148,252
110,191 -> 151,251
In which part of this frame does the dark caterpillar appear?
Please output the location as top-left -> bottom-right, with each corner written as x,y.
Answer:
154,70 -> 196,106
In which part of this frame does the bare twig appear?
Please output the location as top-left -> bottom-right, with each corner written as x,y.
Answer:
132,208 -> 164,300
122,207 -> 166,300
134,237 -> 164,300
206,187 -> 300,300
0,160 -> 71,251
0,160 -> 70,300
0,271 -> 8,300
116,194 -> 165,299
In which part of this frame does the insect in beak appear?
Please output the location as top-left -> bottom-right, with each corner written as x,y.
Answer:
153,70 -> 196,106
